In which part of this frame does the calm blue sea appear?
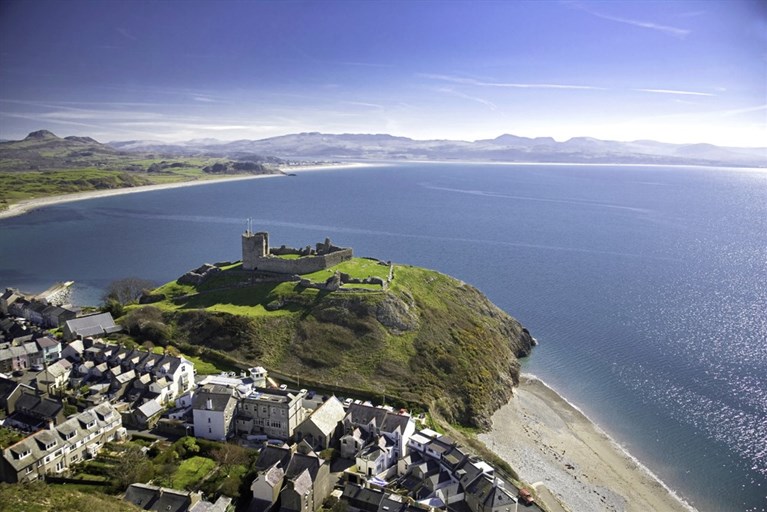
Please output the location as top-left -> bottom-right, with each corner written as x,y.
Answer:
1,163 -> 765,511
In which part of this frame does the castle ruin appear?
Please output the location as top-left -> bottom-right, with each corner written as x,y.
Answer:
242,230 -> 353,274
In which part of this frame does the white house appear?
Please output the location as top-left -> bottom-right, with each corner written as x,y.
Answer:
192,384 -> 237,441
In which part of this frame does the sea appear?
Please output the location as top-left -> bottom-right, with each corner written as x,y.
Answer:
1,162 -> 765,511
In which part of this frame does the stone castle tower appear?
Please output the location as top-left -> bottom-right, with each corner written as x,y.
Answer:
242,230 -> 269,271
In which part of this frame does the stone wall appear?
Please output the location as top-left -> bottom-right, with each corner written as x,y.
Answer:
250,248 -> 353,275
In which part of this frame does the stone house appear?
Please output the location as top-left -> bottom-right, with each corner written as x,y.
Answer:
4,390 -> 65,431
250,442 -> 331,512
193,384 -> 237,441
0,377 -> 29,418
0,402 -> 124,483
60,339 -> 85,362
0,289 -> 21,315
294,396 -> 345,452
40,305 -> 77,328
236,387 -> 307,441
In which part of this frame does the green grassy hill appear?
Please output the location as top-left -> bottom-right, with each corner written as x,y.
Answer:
128,258 -> 535,428
0,482 -> 141,512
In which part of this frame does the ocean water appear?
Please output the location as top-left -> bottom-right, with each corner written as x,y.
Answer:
1,163 -> 765,511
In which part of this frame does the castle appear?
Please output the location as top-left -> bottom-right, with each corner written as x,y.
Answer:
241,230 -> 353,274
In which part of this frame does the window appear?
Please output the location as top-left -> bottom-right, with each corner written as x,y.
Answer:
208,418 -> 211,423
208,427 -> 212,434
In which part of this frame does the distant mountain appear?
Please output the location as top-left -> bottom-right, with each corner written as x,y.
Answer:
0,130 -> 124,171
108,132 -> 767,167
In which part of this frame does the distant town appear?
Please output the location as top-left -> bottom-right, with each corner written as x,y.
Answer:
0,275 -> 538,512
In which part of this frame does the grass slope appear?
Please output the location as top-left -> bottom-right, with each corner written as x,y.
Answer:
134,258 -> 534,428
0,481 -> 141,512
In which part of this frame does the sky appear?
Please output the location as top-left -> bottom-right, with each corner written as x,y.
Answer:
0,0 -> 765,147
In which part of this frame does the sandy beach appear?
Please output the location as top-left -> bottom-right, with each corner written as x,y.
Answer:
479,375 -> 695,512
0,162 -> 372,221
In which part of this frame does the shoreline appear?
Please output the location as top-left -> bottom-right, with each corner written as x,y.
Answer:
479,374 -> 696,512
0,163 -> 373,221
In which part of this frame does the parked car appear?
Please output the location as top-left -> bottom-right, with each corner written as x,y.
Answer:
30,364 -> 44,372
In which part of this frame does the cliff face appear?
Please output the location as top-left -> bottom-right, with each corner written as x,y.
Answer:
145,263 -> 534,429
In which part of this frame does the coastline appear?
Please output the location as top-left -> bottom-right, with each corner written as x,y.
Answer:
479,375 -> 696,512
0,163 -> 372,221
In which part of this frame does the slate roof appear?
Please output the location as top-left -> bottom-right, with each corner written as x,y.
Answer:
137,399 -> 163,419
343,483 -> 386,512
302,395 -> 345,435
35,336 -> 60,349
123,483 -> 192,512
64,313 -> 120,338
14,391 -> 63,420
345,403 -> 412,435
254,445 -> 291,472
192,384 -> 235,412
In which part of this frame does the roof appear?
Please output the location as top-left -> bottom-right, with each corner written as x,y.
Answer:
123,483 -> 192,512
137,399 -> 163,419
35,336 -> 60,349
345,403 -> 412,435
192,384 -> 235,412
343,483 -> 385,511
254,444 -> 291,472
302,395 -> 345,435
64,313 -> 118,337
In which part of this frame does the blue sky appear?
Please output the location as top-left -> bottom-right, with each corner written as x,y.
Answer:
0,0 -> 765,146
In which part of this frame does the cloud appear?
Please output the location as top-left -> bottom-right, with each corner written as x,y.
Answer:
116,27 -> 138,41
419,73 -> 602,90
435,88 -> 497,111
635,88 -> 715,97
571,3 -> 689,38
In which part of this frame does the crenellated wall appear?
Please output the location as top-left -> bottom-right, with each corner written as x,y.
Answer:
242,231 -> 352,274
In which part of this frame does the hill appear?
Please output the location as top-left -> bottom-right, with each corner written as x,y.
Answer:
0,481 -> 141,512
128,259 -> 535,429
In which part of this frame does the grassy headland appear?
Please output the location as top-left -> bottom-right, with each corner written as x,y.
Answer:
124,257 -> 535,429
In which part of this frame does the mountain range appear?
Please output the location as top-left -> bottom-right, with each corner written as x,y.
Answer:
1,129 -> 764,168
108,132 -> 766,167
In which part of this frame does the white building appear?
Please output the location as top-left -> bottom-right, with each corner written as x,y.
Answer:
192,384 -> 237,441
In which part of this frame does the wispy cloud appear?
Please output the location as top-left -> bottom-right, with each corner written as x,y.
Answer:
116,27 -> 138,41
719,104 -> 767,117
434,87 -> 497,111
635,88 -> 715,97
571,3 -> 689,38
419,73 -> 602,90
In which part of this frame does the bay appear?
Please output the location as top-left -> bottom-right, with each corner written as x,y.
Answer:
1,162 -> 765,511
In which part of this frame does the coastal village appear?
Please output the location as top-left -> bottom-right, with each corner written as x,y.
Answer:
0,231 -> 540,512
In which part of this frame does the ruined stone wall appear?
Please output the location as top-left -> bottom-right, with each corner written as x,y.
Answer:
250,248 -> 353,275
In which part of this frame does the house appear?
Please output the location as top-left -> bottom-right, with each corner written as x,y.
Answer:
464,475 -> 518,512
0,402 -> 124,483
62,312 -> 121,341
340,404 -> 415,477
192,385 -> 237,441
236,387 -> 307,441
0,289 -> 21,315
279,443 -> 331,512
4,390 -> 65,431
0,342 -> 42,373
123,482 -> 232,511
60,339 -> 85,362
40,304 -> 77,328
0,377 -> 29,418
134,398 -> 164,429
35,336 -> 61,363
250,444 -> 292,511
341,482 -> 386,512
294,396 -> 345,452
35,360 -> 72,395
249,442 -> 331,512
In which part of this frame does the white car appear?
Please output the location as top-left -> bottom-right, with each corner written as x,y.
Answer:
30,364 -> 44,372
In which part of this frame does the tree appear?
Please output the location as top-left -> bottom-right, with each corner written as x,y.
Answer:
102,277 -> 156,305
211,443 -> 249,473
108,444 -> 154,490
